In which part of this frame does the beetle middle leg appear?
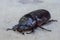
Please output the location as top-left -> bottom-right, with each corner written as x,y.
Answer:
40,27 -> 51,32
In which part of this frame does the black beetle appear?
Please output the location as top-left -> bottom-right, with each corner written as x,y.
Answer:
7,9 -> 57,35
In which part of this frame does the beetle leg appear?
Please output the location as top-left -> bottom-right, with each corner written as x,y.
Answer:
48,19 -> 57,22
40,27 -> 51,32
6,28 -> 13,31
26,29 -> 34,34
42,19 -> 57,25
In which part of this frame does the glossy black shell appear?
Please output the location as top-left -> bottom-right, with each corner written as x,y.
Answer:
16,9 -> 51,31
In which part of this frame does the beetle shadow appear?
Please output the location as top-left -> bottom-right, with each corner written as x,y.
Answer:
18,0 -> 43,4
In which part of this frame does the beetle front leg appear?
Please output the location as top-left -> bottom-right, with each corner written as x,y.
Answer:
40,27 -> 51,32
26,28 -> 34,34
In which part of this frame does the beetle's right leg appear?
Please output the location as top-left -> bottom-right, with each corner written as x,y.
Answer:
42,19 -> 57,25
48,19 -> 57,22
40,27 -> 51,32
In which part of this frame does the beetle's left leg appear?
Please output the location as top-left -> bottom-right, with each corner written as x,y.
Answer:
40,27 -> 51,32
26,28 -> 34,34
42,19 -> 57,25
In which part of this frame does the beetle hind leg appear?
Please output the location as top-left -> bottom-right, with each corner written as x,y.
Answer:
42,19 -> 57,25
40,27 -> 51,32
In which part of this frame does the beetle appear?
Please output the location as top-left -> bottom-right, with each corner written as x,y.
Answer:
7,9 -> 57,35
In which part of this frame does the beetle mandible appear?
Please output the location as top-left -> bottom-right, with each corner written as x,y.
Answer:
7,9 -> 57,35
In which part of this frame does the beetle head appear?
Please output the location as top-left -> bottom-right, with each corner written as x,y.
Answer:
7,24 -> 19,31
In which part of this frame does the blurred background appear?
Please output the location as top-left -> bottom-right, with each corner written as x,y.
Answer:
0,0 -> 60,40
